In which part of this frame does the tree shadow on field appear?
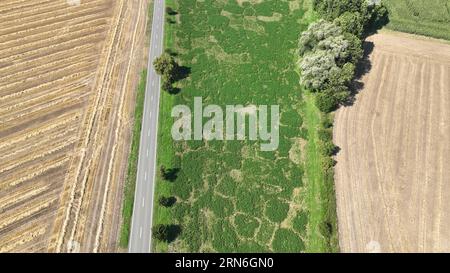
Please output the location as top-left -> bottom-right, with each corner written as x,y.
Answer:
174,65 -> 191,82
342,7 -> 390,107
167,225 -> 182,243
163,196 -> 177,207
165,49 -> 179,57
355,41 -> 374,79
166,7 -> 178,16
342,41 -> 374,107
161,50 -> 191,95
332,146 -> 341,156
364,9 -> 390,38
162,167 -> 180,182
167,65 -> 191,95
168,87 -> 181,95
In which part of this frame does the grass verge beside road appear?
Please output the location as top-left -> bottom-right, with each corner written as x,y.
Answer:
152,0 -> 176,252
119,70 -> 148,248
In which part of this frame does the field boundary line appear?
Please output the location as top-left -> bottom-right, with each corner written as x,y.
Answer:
92,0 -> 145,253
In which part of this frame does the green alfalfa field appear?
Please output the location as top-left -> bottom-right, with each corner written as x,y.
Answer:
384,0 -> 450,40
152,0 -> 338,253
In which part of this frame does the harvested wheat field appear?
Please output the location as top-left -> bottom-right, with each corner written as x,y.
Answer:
0,0 -> 148,252
334,31 -> 450,253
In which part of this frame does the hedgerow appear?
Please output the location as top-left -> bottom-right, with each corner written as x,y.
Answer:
294,0 -> 390,252
300,0 -> 388,112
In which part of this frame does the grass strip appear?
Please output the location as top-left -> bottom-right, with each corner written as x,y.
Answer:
119,69 -> 148,248
302,92 -> 339,252
152,0 -> 176,252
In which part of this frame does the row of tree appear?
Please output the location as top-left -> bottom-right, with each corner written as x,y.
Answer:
158,165 -> 179,209
152,165 -> 180,242
151,6 -> 184,244
299,0 -> 388,112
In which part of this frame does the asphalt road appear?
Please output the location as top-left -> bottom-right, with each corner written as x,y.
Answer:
128,0 -> 165,253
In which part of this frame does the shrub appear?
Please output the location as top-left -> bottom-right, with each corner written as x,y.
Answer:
315,91 -> 339,113
323,166 -> 335,183
152,224 -> 170,242
321,156 -> 337,171
319,221 -> 334,238
320,141 -> 338,156
318,128 -> 333,142
321,116 -> 334,129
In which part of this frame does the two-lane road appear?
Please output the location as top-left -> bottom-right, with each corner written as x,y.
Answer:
128,0 -> 165,253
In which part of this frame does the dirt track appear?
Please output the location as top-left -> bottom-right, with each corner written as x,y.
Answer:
334,32 -> 450,252
0,0 -> 148,252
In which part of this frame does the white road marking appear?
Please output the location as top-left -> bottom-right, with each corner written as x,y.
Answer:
144,172 -> 147,180
129,0 -> 165,254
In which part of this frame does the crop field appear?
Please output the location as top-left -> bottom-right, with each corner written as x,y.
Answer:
334,32 -> 450,252
0,0 -> 147,252
384,0 -> 450,40
154,0 -> 338,252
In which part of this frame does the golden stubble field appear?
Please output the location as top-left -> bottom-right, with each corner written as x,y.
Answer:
334,32 -> 450,252
0,0 -> 148,252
